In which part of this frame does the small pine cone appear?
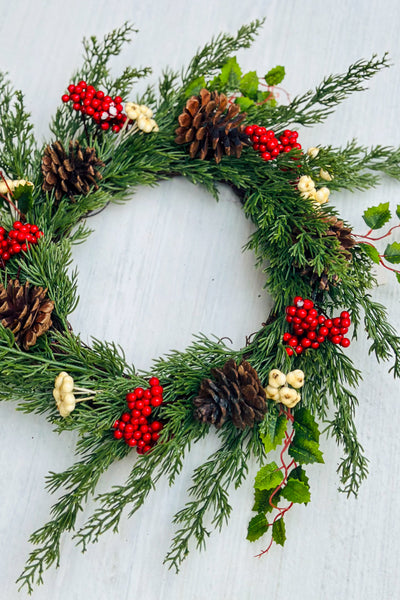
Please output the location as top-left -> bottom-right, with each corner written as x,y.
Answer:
193,359 -> 267,430
0,280 -> 54,350
322,216 -> 356,260
41,140 -> 104,202
175,88 -> 248,164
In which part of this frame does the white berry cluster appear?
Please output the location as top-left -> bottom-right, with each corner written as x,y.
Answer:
53,372 -> 96,417
265,369 -> 305,408
0,179 -> 34,195
297,175 -> 330,206
125,102 -> 159,133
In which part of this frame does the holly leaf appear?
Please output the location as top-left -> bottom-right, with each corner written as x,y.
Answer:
360,243 -> 380,264
239,71 -> 259,100
272,518 -> 286,546
246,513 -> 269,542
260,413 -> 287,453
235,96 -> 254,111
252,488 -> 281,514
13,183 -> 33,215
265,65 -> 285,86
185,76 -> 206,98
289,408 -> 324,465
287,465 -> 309,487
280,479 -> 311,504
220,56 -> 242,88
254,462 -> 284,491
384,242 -> 400,264
362,202 -> 391,230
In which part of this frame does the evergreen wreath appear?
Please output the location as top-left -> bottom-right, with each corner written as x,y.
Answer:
0,21 -> 399,593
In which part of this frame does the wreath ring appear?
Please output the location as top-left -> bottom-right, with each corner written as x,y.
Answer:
0,22 -> 399,593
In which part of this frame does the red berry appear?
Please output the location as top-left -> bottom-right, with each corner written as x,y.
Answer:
318,326 -> 328,337
114,96 -> 122,104
283,129 -> 292,137
261,152 -> 272,161
151,396 -> 162,407
280,136 -> 289,146
135,400 -> 144,411
143,445 -> 152,453
301,338 -> 312,348
265,130 -> 274,138
126,392 -> 136,402
341,318 -> 351,328
143,433 -> 152,443
288,337 -> 298,348
252,143 -> 260,151
307,331 -> 317,340
293,143 -> 302,150
317,335 -> 325,343
284,146 -> 292,153
151,432 -> 160,442
114,430 -> 123,440
132,409 -> 141,419
285,347 -> 294,356
296,308 -> 307,319
133,431 -> 142,440
271,148 -> 280,158
151,385 -> 163,396
244,125 -> 254,135
341,311 -> 350,320
259,144 -> 267,153
333,317 -> 341,327
96,90 -> 105,99
121,412 -> 130,422
134,387 -> 143,398
67,84 -> 75,93
266,140 -> 278,151
127,438 -> 137,447
305,315 -> 315,324
293,296 -> 303,306
62,94 -> 70,103
324,319 -> 333,329
113,420 -> 120,429
293,327 -> 304,336
330,327 -> 340,336
150,421 -> 163,432
318,315 -> 326,324
142,406 -> 152,417
100,122 -> 110,130
292,317 -> 302,325
311,342 -> 320,349
285,315 -> 293,323
331,335 -> 342,344
255,127 -> 264,136
295,346 -> 303,355
303,299 -> 314,310
286,306 -> 297,316
137,440 -> 146,449
340,338 -> 351,348
149,377 -> 160,387
283,333 -> 292,342
340,327 -> 349,334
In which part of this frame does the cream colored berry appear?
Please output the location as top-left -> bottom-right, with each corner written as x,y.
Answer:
315,186 -> 330,204
298,176 -> 316,194
319,168 -> 333,181
307,147 -> 320,159
268,369 -> 286,388
265,385 -> 280,400
279,386 -> 298,407
286,369 -> 305,389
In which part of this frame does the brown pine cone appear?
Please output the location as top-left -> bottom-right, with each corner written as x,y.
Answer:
294,216 -> 356,290
41,140 -> 104,202
193,359 -> 267,430
175,88 -> 248,164
0,280 -> 54,350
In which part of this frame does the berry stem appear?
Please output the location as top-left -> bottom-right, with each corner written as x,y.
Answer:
0,172 -> 24,218
355,225 -> 400,241
379,258 -> 400,274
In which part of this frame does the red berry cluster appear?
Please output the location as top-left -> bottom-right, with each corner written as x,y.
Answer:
113,377 -> 164,454
283,296 -> 351,356
0,221 -> 43,264
244,125 -> 301,162
62,81 -> 127,133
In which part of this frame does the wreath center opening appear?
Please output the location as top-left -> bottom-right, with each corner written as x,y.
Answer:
69,177 -> 272,368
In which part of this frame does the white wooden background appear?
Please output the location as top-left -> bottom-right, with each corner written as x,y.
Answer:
0,1 -> 399,598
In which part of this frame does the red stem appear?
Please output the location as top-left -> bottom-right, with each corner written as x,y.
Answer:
255,407 -> 297,558
0,192 -> 23,217
355,224 -> 400,241
379,258 -> 400,274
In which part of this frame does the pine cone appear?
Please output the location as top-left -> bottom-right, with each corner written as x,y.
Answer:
41,140 -> 104,202
175,88 -> 248,164
0,280 -> 54,350
193,359 -> 267,430
294,216 -> 356,290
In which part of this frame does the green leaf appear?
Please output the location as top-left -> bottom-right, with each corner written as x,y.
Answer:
185,76 -> 206,98
220,56 -> 242,88
265,65 -> 285,86
289,435 -> 324,465
396,273 -> 400,284
246,513 -> 269,542
254,462 -> 284,491
272,518 -> 286,546
239,71 -> 259,100
289,408 -> 324,465
260,413 -> 287,453
362,202 -> 391,230
13,183 -> 33,215
396,205 -> 400,220
384,241 -> 400,264
360,243 -> 380,264
252,488 -> 281,514
287,465 -> 309,487
235,96 -> 254,110
280,479 -> 311,504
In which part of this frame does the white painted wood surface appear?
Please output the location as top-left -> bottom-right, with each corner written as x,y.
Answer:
0,1 -> 399,598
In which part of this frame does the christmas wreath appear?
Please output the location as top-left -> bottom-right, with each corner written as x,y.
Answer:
0,21 -> 399,593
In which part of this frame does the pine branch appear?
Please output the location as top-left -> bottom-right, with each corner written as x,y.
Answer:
249,54 -> 391,128
0,72 -> 38,178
